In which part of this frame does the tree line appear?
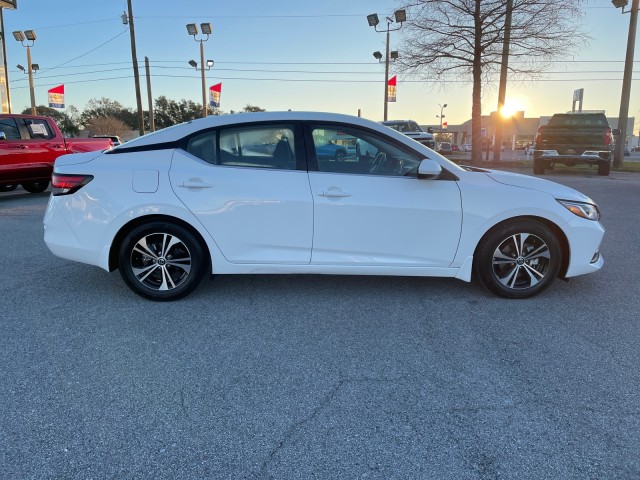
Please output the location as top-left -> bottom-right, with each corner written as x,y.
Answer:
22,97 -> 266,138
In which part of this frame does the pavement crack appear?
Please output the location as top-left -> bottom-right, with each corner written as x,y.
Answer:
259,378 -> 346,476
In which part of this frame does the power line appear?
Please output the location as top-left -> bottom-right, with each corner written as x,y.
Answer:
39,29 -> 129,75
12,73 -> 640,90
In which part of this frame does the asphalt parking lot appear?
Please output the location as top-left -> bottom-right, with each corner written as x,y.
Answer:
1,167 -> 639,479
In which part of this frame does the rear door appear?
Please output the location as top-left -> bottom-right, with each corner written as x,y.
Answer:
169,122 -> 314,264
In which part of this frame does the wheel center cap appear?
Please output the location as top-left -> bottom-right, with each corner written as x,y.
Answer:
157,257 -> 167,266
516,257 -> 525,266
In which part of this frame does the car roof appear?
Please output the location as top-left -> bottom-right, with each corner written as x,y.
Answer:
119,111 -> 409,148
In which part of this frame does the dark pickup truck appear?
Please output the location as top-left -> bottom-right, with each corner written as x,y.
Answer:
533,113 -> 619,176
0,114 -> 113,193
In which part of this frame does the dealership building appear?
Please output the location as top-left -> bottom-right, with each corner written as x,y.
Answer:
423,111 -> 636,150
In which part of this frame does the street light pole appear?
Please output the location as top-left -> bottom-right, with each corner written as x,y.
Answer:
384,28 -> 390,121
25,43 -> 35,114
367,9 -> 406,121
200,39 -> 206,118
437,103 -> 447,142
187,23 -> 212,118
613,0 -> 639,169
12,29 -> 37,115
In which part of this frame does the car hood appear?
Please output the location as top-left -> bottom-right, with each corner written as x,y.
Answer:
484,169 -> 596,203
54,151 -> 104,167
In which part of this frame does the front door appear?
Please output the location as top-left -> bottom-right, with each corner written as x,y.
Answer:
306,123 -> 462,267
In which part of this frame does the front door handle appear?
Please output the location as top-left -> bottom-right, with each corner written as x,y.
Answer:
319,189 -> 351,198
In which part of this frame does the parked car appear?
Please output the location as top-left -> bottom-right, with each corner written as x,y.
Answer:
315,141 -> 348,161
461,144 -> 472,152
44,111 -> 604,301
92,135 -> 122,146
451,144 -> 460,152
381,120 -> 436,149
438,142 -> 453,155
533,112 -> 618,176
0,114 -> 113,193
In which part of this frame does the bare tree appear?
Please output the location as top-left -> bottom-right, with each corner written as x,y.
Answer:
86,116 -> 129,138
398,0 -> 589,164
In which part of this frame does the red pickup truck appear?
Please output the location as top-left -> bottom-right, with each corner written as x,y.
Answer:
0,114 -> 113,193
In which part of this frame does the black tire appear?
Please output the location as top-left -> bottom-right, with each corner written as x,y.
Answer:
118,221 -> 206,301
533,158 -> 546,175
597,159 -> 610,176
21,181 -> 49,193
474,220 -> 562,299
0,185 -> 17,192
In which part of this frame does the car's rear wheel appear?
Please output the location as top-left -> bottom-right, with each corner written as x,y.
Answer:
533,158 -> 546,175
21,181 -> 49,193
475,220 -> 562,299
118,222 -> 206,301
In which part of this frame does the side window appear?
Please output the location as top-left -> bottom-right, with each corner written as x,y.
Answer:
219,125 -> 296,170
0,118 -> 22,140
310,125 -> 422,177
187,131 -> 217,164
24,119 -> 54,139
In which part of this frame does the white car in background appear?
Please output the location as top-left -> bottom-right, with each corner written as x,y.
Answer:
461,144 -> 472,152
44,111 -> 604,301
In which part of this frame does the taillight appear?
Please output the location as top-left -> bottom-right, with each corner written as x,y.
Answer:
51,173 -> 93,196
535,126 -> 543,146
605,127 -> 612,145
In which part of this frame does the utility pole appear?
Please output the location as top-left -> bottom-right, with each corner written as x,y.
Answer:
126,0 -> 145,136
614,0 -> 639,169
145,56 -> 154,132
493,0 -> 513,163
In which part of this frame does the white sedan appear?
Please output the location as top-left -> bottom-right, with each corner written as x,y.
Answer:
44,112 -> 604,301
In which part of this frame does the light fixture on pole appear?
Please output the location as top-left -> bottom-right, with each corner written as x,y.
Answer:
612,0 -> 639,169
367,9 -> 406,121
186,22 -> 213,118
12,29 -> 37,115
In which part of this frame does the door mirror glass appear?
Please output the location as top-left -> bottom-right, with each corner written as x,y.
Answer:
0,132 -> 6,140
417,159 -> 442,179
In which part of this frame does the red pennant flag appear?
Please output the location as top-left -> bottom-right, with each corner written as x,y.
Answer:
48,84 -> 65,108
388,75 -> 397,103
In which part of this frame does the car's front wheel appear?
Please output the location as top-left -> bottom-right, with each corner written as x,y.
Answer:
474,220 -> 562,299
118,222 -> 206,301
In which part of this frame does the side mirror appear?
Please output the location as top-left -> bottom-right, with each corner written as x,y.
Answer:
0,132 -> 6,140
612,128 -> 621,136
417,159 -> 442,179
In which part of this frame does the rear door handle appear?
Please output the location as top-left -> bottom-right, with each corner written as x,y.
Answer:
180,180 -> 212,189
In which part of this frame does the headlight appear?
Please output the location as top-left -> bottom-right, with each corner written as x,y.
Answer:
557,200 -> 600,221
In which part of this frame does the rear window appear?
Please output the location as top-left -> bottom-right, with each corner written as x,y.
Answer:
548,115 -> 608,127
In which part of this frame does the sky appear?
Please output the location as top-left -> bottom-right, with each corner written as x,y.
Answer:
2,0 -> 638,127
